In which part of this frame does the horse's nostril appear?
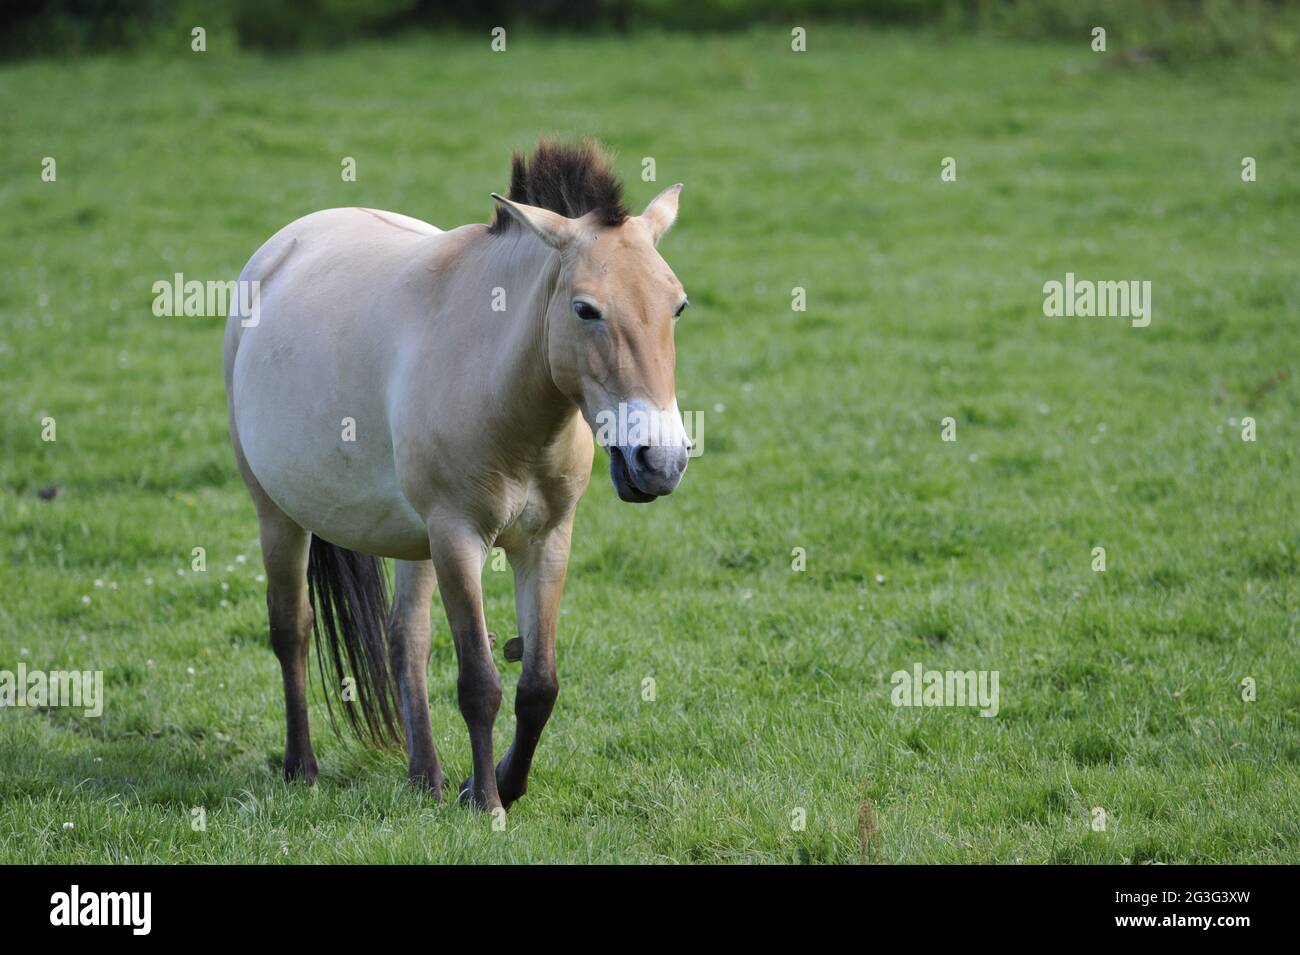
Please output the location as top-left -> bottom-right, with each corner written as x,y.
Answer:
615,443 -> 687,499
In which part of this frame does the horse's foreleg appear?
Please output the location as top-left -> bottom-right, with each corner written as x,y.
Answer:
390,559 -> 442,796
497,521 -> 572,808
429,530 -> 503,812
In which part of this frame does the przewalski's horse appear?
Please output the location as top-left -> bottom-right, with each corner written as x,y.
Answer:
223,141 -> 691,812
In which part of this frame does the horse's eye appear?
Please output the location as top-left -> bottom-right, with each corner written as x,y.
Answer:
674,300 -> 689,319
573,300 -> 602,321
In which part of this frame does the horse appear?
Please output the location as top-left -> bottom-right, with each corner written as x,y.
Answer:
223,140 -> 691,812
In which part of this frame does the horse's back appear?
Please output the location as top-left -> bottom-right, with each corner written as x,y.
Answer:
233,207 -> 441,292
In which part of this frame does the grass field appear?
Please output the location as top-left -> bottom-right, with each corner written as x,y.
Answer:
1,27 -> 1298,863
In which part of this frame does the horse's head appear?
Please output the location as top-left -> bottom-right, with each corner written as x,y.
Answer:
492,183 -> 690,503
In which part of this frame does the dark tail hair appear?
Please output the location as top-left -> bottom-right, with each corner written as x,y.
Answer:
306,536 -> 403,748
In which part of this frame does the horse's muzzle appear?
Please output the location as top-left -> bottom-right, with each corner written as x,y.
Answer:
609,444 -> 689,503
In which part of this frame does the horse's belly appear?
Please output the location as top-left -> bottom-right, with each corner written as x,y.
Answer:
239,410 -> 431,558
232,336 -> 431,560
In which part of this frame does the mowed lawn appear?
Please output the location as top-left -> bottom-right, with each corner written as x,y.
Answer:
0,27 -> 1297,863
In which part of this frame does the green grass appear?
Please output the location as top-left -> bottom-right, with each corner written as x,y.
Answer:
1,27 -> 1298,863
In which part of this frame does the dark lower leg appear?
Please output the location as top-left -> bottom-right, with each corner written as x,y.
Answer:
496,529 -> 569,807
456,653 -> 503,810
496,669 -> 558,806
269,588 -> 317,781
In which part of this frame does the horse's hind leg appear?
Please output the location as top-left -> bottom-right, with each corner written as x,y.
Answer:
264,525 -> 318,783
389,559 -> 443,797
257,507 -> 316,781
232,430 -> 317,781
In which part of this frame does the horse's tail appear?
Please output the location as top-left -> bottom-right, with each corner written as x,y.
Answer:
306,536 -> 403,748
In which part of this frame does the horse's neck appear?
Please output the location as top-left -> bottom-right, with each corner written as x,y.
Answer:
474,231 -> 577,449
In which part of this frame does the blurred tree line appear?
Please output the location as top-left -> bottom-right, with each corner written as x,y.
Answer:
2,0 -> 1297,61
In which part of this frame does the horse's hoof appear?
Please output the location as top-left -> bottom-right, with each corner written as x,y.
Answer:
494,755 -> 526,808
410,769 -> 445,801
458,776 -> 503,812
283,757 -> 318,784
503,637 -> 523,662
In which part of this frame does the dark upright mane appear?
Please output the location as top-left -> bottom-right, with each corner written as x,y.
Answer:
489,139 -> 629,233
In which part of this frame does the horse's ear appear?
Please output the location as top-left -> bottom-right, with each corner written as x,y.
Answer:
639,183 -> 682,245
490,193 -> 577,249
